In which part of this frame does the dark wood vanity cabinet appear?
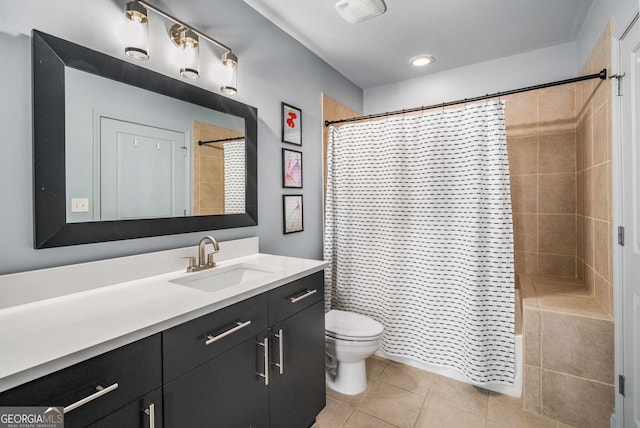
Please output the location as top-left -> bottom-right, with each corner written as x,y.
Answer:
0,334 -> 162,428
0,272 -> 326,428
267,272 -> 326,428
163,333 -> 270,427
163,271 -> 325,428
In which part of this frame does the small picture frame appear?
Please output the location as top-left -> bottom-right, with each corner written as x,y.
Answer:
282,148 -> 303,188
283,195 -> 303,234
281,102 -> 302,145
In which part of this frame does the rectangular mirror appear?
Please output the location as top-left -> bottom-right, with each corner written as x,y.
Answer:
33,30 -> 258,248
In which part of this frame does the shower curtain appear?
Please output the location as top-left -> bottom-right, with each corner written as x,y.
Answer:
324,101 -> 515,385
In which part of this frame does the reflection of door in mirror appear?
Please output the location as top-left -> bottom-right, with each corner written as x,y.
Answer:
100,119 -> 188,221
193,120 -> 245,215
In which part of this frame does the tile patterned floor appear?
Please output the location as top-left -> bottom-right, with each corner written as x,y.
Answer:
314,356 -> 574,428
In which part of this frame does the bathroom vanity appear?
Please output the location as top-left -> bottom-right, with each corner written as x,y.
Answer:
0,238 -> 327,428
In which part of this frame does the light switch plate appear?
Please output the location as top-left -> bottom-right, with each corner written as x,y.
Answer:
71,198 -> 89,213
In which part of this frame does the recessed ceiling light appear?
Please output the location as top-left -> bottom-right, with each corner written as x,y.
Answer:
411,55 -> 435,67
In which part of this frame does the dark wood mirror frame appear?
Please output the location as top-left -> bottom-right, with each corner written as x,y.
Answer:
32,30 -> 258,248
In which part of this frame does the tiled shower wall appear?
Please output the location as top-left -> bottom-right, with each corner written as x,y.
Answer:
506,84 -> 578,278
577,20 -> 614,316
508,22 -> 613,309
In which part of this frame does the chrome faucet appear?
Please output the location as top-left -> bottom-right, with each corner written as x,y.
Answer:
186,236 -> 220,272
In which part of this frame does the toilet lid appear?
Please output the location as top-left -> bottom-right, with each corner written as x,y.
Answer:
325,310 -> 384,339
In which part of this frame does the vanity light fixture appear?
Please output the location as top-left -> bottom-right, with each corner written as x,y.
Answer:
124,0 -> 238,93
411,55 -> 435,66
220,51 -> 238,94
124,1 -> 149,60
171,25 -> 200,79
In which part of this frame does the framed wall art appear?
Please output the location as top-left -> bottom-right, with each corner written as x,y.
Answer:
281,102 -> 302,145
282,148 -> 303,188
283,194 -> 303,234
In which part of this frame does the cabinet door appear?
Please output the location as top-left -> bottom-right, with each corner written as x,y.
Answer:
163,333 -> 269,428
269,301 -> 326,428
89,388 -> 162,428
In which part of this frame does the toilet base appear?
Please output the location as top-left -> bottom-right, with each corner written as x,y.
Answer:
326,360 -> 367,395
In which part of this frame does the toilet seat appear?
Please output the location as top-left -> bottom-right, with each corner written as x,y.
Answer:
325,310 -> 384,341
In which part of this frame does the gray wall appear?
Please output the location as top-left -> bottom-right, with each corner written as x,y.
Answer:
576,0 -> 637,70
364,42 -> 578,114
0,0 -> 362,274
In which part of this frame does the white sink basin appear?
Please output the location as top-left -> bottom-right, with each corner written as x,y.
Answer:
170,263 -> 279,293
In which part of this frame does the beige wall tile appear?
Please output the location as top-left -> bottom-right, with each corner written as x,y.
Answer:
510,175 -> 537,213
584,265 -> 595,295
540,312 -> 613,383
538,174 -> 576,214
576,124 -> 584,172
592,163 -> 610,221
593,220 -> 611,282
583,167 -> 593,218
538,215 -> 576,255
583,115 -> 594,168
583,217 -> 594,267
505,92 -> 538,137
523,365 -> 541,413
592,102 -> 611,164
538,86 -> 576,134
594,274 -> 612,316
576,171 -> 584,216
514,251 -> 538,276
580,79 -> 594,121
508,136 -> 538,175
537,254 -> 576,277
538,133 -> 576,173
541,369 -> 614,428
524,308 -> 541,366
576,215 -> 584,259
513,214 -> 537,252
576,258 -> 584,282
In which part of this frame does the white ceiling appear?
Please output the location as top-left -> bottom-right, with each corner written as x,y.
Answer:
243,0 -> 594,89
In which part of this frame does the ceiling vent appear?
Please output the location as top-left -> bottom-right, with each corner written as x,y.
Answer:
335,0 -> 387,24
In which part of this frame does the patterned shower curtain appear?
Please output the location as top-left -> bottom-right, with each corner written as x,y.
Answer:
324,101 -> 515,385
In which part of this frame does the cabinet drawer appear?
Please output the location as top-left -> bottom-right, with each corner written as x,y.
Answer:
268,272 -> 324,324
0,334 -> 161,428
162,293 -> 268,382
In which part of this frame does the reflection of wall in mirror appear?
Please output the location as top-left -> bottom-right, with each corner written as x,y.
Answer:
193,121 -> 245,215
64,67 -> 245,223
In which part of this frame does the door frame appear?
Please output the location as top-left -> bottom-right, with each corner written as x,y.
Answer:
612,4 -> 640,427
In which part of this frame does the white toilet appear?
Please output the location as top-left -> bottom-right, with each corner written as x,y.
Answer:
325,309 -> 384,395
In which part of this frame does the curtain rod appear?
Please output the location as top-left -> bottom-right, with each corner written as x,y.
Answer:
325,69 -> 607,127
198,136 -> 245,145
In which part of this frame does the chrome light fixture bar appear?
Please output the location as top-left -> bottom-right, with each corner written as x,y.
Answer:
124,0 -> 238,93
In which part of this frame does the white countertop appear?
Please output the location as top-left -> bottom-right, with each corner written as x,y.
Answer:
0,251 -> 328,393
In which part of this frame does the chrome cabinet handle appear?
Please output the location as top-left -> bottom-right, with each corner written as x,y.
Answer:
290,289 -> 317,303
257,337 -> 269,386
63,383 -> 119,413
274,329 -> 284,375
144,403 -> 155,428
206,320 -> 252,345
